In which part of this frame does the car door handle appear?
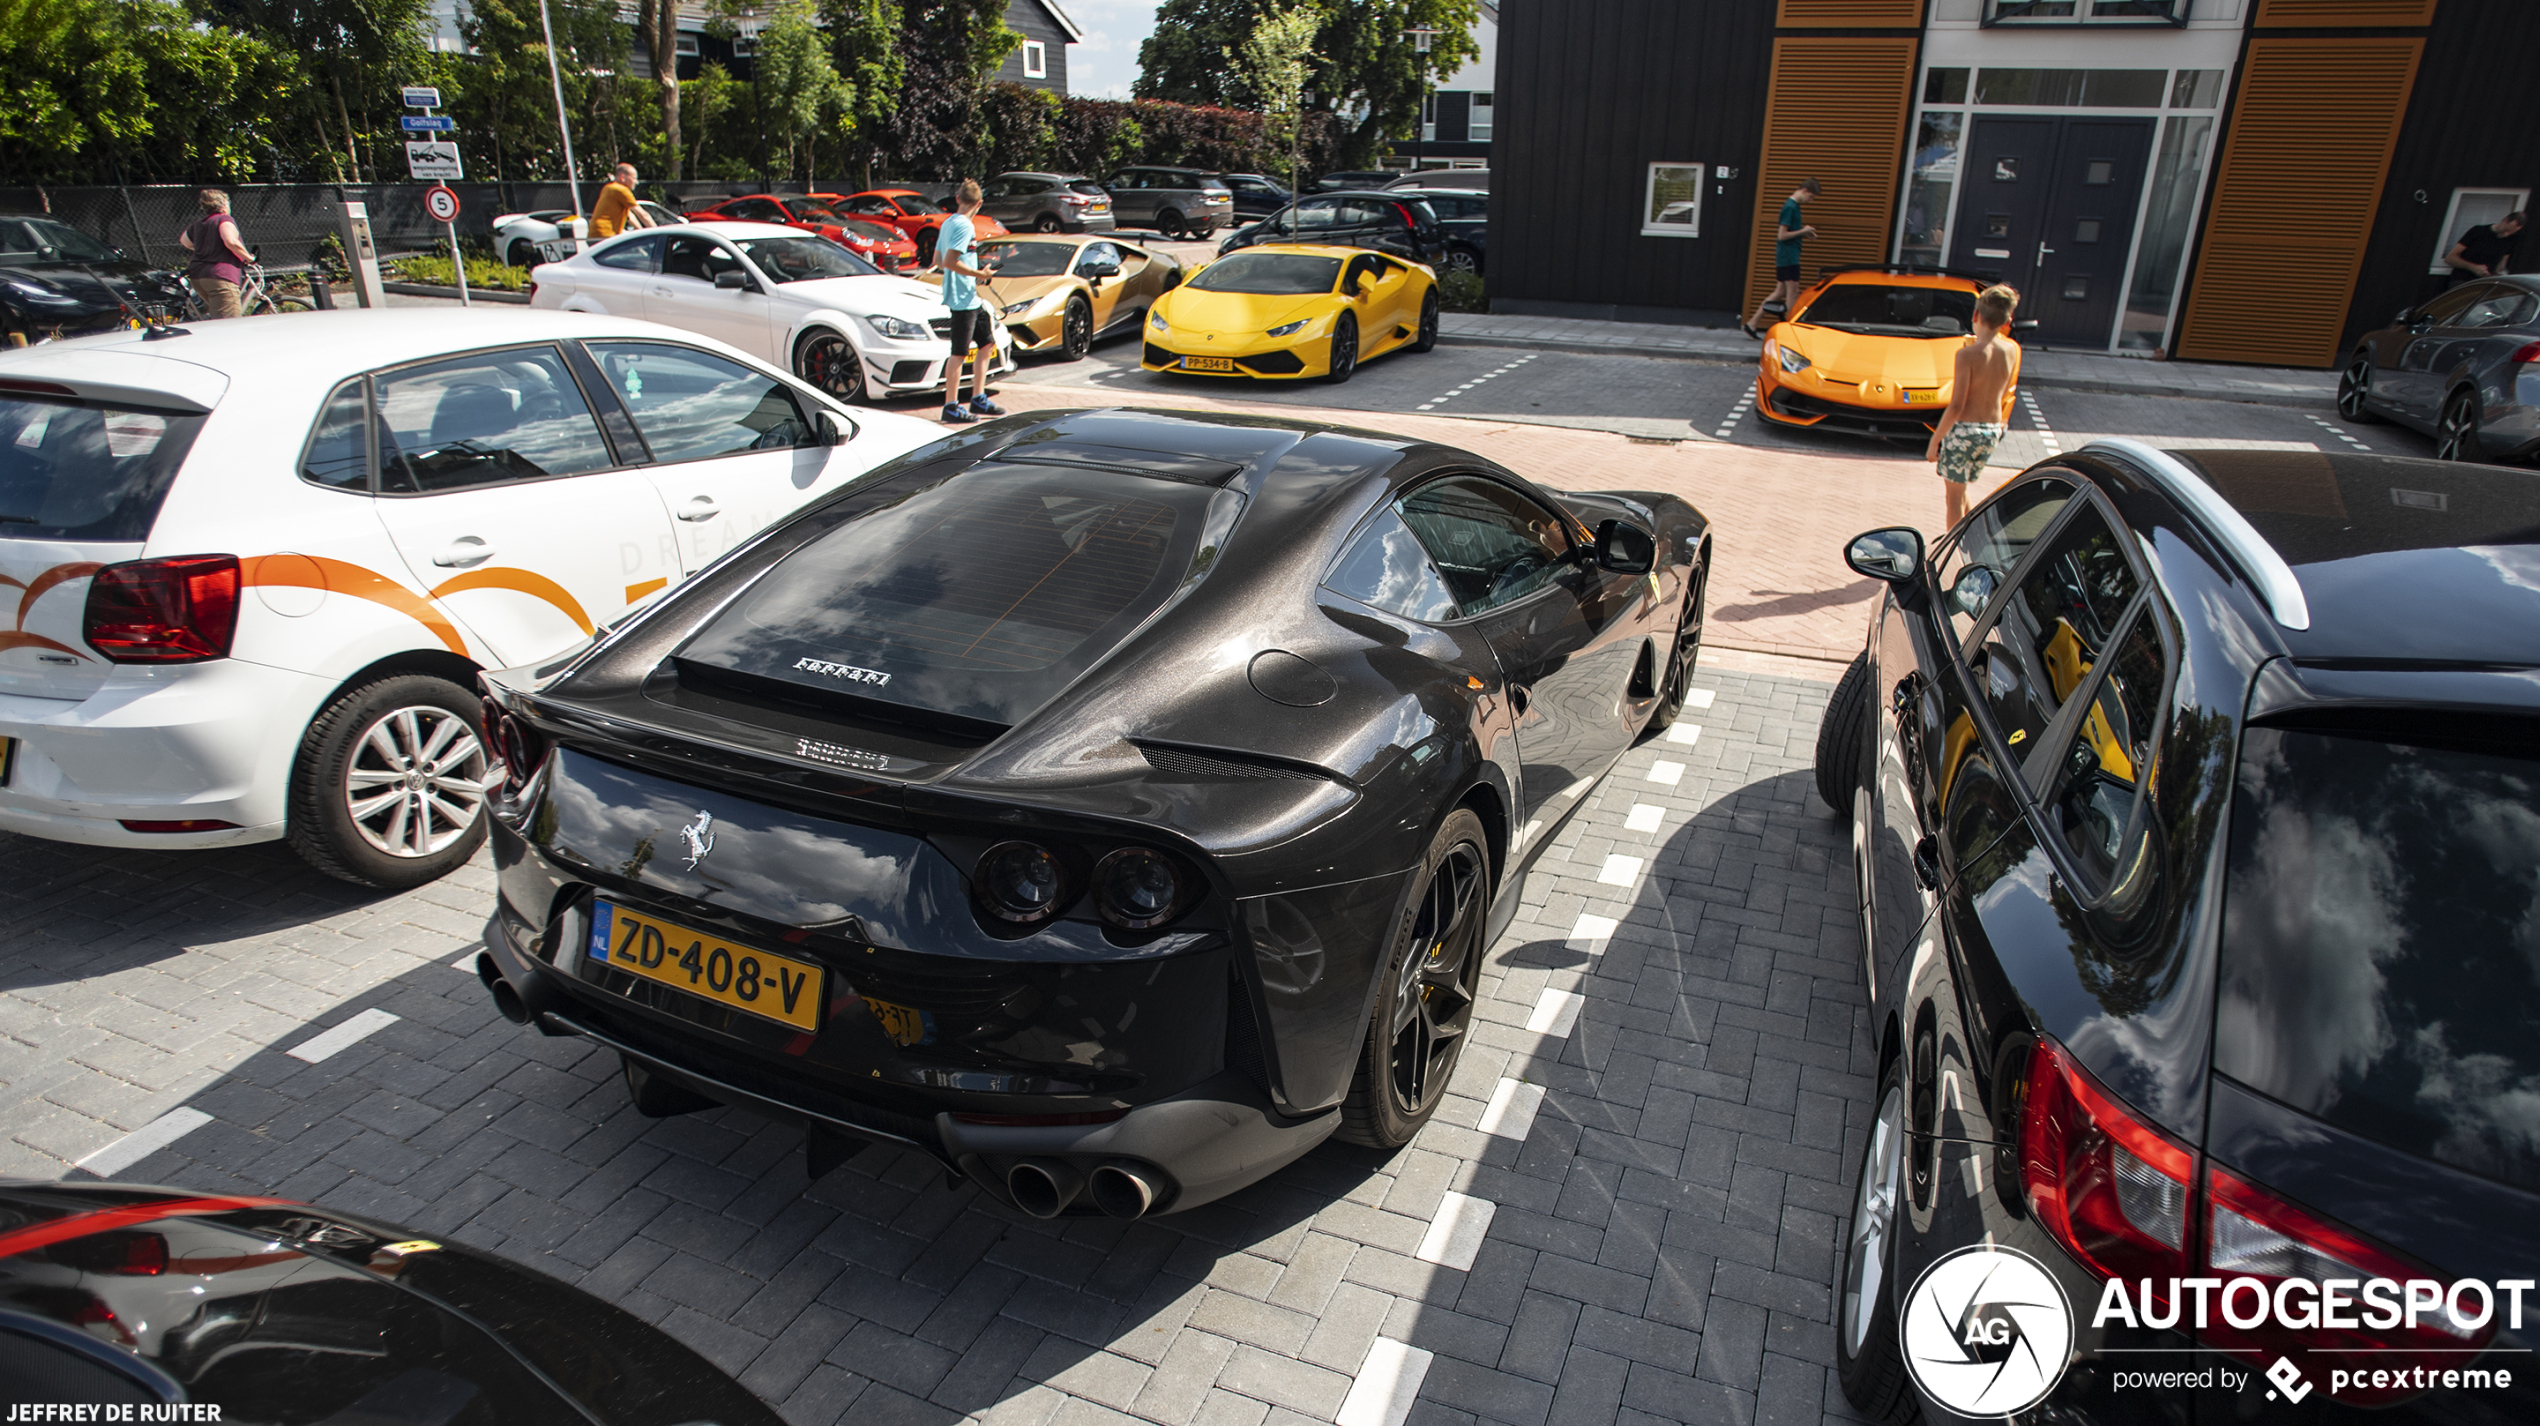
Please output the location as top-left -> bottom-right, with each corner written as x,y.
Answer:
676,496 -> 721,522
432,537 -> 496,568
649,285 -> 672,298
1913,836 -> 1942,891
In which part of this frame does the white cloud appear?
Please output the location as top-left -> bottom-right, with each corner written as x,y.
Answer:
1057,0 -> 1163,99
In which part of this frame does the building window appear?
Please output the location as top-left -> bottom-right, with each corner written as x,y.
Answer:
2118,116 -> 2215,351
1983,0 -> 2187,22
1420,92 -> 1436,143
1022,40 -> 1046,78
674,34 -> 698,56
2431,188 -> 2531,276
731,32 -> 756,57
1641,163 -> 1703,238
1900,111 -> 1962,268
1975,69 -> 2166,108
2170,70 -> 2223,109
1470,92 -> 1493,141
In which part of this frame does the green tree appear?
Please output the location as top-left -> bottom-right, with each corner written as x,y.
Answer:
636,0 -> 683,179
0,0 -> 297,184
196,0 -> 437,181
867,0 -> 1018,180
818,0 -> 901,187
1137,0 -> 1478,170
682,64 -> 739,176
447,0 -> 629,182
751,0 -> 849,184
1224,0 -> 1318,188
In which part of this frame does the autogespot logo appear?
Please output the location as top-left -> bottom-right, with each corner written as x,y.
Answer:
1902,1245 -> 2077,1416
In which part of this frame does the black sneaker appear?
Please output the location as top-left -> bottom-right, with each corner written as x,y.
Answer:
941,403 -> 977,424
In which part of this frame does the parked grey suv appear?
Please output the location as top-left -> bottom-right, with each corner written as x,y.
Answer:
983,172 -> 1117,233
2339,275 -> 2540,463
1101,166 -> 1233,239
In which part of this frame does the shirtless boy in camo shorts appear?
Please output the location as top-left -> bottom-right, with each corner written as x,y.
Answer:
1926,284 -> 2022,531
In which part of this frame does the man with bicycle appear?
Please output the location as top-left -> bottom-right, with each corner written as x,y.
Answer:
178,190 -> 255,319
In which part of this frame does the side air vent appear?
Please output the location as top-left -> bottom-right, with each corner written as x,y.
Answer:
1136,742 -> 1324,782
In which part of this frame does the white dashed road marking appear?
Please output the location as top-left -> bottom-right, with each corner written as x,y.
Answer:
1624,803 -> 1665,833
1646,760 -> 1685,786
1714,383 -> 1758,440
1685,688 -> 1716,709
1415,1191 -> 1498,1271
2021,390 -> 2061,457
1663,721 -> 1701,747
76,1109 -> 213,1178
1476,1077 -> 1547,1140
2305,413 -> 2375,453
1526,988 -> 1587,1037
285,1008 -> 401,1064
1568,912 -> 1620,954
1417,351 -> 1539,411
1596,854 -> 1644,887
1338,1337 -> 1437,1426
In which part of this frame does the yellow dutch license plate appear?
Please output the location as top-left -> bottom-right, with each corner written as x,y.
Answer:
865,997 -> 933,1047
589,901 -> 823,1032
1181,356 -> 1236,372
1902,390 -> 1938,404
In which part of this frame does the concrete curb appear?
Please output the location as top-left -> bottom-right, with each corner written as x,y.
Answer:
381,282 -> 532,305
1437,330 -> 2337,409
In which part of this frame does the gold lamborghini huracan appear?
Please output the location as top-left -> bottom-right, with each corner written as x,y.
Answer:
955,234 -> 1184,361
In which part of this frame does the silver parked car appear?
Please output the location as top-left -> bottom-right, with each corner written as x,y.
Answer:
2340,275 -> 2540,463
1101,166 -> 1234,240
981,172 -> 1117,234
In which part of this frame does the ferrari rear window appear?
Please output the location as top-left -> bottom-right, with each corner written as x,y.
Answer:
1188,253 -> 1343,295
980,240 -> 1075,278
0,395 -> 208,541
675,461 -> 1224,728
1797,284 -> 1978,335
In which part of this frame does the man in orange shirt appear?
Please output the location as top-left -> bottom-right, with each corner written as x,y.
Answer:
589,164 -> 655,239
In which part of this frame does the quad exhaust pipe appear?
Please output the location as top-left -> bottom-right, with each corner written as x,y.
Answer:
1089,1161 -> 1164,1220
1006,1159 -> 1085,1219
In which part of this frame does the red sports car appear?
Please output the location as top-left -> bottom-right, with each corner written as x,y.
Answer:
686,194 -> 922,272
818,189 -> 1010,267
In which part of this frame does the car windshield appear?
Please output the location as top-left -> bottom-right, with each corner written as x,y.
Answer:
2217,724 -> 2540,1193
1797,283 -> 1977,335
890,193 -> 946,215
979,240 -> 1076,278
788,198 -> 847,222
674,459 -> 1223,728
0,396 -> 209,541
1188,253 -> 1342,295
5,218 -> 119,264
737,236 -> 878,282
1068,181 -> 1107,196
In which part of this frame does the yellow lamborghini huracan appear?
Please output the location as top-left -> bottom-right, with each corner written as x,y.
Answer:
1755,269 -> 2024,440
1141,244 -> 1439,382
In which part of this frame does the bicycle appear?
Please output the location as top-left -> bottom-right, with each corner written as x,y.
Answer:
180,260 -> 315,320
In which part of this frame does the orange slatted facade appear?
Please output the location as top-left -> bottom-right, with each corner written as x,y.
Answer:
1776,0 -> 1925,25
2174,38 -> 2422,367
2254,0 -> 2438,24
1743,38 -> 1920,318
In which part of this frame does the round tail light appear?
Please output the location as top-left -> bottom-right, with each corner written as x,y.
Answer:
978,842 -> 1066,923
1094,848 -> 1182,929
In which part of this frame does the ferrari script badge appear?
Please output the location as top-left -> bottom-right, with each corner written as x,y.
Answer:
680,810 -> 715,868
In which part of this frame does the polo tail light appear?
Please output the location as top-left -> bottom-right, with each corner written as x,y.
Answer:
2200,1166 -> 2492,1404
2018,1038 -> 2194,1293
83,554 -> 239,663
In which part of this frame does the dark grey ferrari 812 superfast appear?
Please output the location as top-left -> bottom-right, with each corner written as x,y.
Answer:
475,407 -> 1709,1217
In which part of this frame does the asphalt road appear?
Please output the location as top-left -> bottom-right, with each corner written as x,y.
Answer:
958,326 -> 2444,472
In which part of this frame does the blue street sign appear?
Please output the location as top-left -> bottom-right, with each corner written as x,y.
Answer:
401,115 -> 457,132
402,86 -> 443,109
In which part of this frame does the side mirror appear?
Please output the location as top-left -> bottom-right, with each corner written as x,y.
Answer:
1596,519 -> 1656,574
1845,527 -> 1925,583
1948,565 -> 1999,618
1083,260 -> 1120,279
714,269 -> 749,291
1353,272 -> 1375,297
816,408 -> 852,446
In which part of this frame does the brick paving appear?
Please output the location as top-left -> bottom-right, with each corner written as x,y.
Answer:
1,666 -> 1876,1426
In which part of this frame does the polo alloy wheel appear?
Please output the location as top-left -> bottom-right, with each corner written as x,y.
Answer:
289,674 -> 495,889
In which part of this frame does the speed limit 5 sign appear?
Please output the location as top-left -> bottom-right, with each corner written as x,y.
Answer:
424,185 -> 461,223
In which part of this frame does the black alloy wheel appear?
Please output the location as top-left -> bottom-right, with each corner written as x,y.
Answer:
1339,808 -> 1489,1148
1157,209 -> 1185,240
1443,245 -> 1481,275
1814,652 -> 1872,819
2337,354 -> 2383,423
1643,566 -> 1704,735
1410,289 -> 1441,353
1059,296 -> 1093,360
2437,391 -> 2483,462
1324,314 -> 1359,384
1833,1057 -> 1916,1423
796,330 -> 867,403
1035,213 -> 1061,233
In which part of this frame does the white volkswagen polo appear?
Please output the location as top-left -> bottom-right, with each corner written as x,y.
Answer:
526,222 -> 1014,405
0,308 -> 940,886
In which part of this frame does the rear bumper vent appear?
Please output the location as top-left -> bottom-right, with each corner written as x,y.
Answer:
1136,742 -> 1324,782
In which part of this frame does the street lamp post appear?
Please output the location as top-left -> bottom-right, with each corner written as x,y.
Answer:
538,0 -> 587,242
1406,26 -> 1439,173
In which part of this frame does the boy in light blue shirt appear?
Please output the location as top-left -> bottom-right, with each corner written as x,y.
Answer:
937,178 -> 1003,423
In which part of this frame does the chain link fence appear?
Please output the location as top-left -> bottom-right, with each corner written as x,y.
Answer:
3,180 -> 969,271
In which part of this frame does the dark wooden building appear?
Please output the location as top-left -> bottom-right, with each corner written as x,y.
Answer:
995,0 -> 1083,94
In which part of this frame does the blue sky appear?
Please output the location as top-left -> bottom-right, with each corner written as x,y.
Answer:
1058,0 -> 1162,99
